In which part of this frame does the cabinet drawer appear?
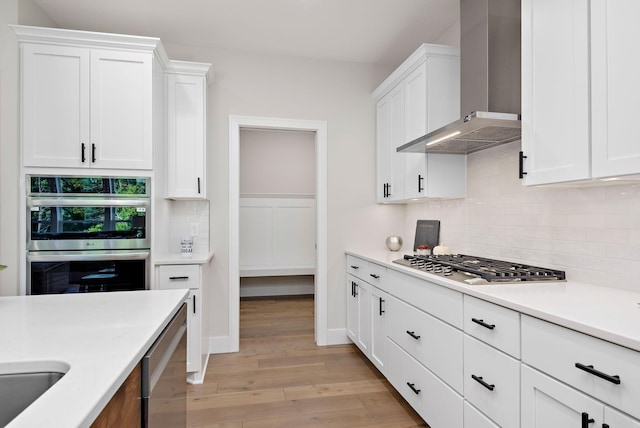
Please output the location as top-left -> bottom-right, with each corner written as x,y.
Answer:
387,295 -> 463,393
346,255 -> 367,280
366,262 -> 386,288
346,255 -> 386,286
463,402 -> 499,428
386,268 -> 463,328
463,335 -> 519,428
386,338 -> 463,428
522,315 -> 640,419
157,265 -> 200,290
463,295 -> 520,358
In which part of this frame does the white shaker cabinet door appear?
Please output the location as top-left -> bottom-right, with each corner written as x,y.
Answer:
605,406 -> 640,428
376,93 -> 392,202
369,286 -> 387,374
90,49 -> 153,170
521,0 -> 590,185
591,0 -> 640,178
402,61 -> 428,199
22,44 -> 90,168
166,73 -> 206,198
521,365 -> 603,428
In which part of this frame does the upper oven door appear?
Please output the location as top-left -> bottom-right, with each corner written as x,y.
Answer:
27,197 -> 150,251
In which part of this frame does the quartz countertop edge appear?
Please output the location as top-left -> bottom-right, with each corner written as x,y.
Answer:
0,289 -> 189,428
346,249 -> 640,353
154,251 -> 214,265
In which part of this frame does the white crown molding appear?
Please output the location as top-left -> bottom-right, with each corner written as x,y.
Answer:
165,60 -> 214,85
10,25 -> 170,69
372,43 -> 460,101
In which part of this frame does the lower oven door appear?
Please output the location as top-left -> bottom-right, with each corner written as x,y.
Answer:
27,250 -> 149,295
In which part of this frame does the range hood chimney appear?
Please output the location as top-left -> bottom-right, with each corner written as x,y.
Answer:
397,0 -> 521,154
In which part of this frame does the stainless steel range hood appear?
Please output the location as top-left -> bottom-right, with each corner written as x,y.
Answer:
398,0 -> 521,154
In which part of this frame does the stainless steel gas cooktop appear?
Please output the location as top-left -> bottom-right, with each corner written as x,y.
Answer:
393,254 -> 566,285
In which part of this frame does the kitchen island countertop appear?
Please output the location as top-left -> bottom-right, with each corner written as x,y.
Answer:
0,289 -> 189,428
346,249 -> 640,353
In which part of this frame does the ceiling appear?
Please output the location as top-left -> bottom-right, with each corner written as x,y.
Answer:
32,0 -> 459,66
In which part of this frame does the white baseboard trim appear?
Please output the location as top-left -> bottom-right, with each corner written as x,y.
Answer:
187,352 -> 210,384
326,328 -> 350,345
240,284 -> 314,297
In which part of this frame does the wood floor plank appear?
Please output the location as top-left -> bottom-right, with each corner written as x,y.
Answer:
283,379 -> 390,400
188,389 -> 286,411
186,295 -> 426,427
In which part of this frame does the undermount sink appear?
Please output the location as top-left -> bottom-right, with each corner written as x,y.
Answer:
0,363 -> 68,427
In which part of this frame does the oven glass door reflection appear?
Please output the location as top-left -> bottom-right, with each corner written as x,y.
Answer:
27,251 -> 148,294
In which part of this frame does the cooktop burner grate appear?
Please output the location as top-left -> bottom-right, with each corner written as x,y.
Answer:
394,254 -> 566,284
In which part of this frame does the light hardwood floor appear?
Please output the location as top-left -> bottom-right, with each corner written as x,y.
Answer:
187,295 -> 427,428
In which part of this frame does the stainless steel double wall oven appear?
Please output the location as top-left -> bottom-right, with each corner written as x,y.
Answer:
27,176 -> 151,294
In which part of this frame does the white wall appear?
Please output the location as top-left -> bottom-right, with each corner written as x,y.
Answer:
240,128 -> 315,196
163,42 -> 405,339
404,141 -> 640,292
0,0 -> 56,295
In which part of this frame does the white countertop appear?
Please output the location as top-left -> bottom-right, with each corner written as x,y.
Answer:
346,249 -> 640,353
153,251 -> 214,265
0,289 -> 189,428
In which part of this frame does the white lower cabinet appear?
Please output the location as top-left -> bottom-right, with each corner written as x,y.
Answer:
346,274 -> 370,354
521,365 -> 603,428
386,295 -> 463,393
346,262 -> 388,375
346,253 -> 640,428
157,264 -> 203,381
369,285 -> 388,374
464,402 -> 499,428
605,407 -> 640,428
522,315 -> 640,420
386,338 -> 463,428
463,335 -> 519,428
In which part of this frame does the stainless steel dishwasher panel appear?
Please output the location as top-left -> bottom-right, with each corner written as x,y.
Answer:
142,304 -> 187,428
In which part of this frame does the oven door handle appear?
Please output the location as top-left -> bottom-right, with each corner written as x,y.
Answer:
27,197 -> 150,208
27,250 -> 150,262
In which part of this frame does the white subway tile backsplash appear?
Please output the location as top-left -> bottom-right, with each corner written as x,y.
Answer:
404,141 -> 640,291
166,200 -> 210,256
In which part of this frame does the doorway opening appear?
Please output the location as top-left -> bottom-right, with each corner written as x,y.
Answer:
229,116 -> 328,352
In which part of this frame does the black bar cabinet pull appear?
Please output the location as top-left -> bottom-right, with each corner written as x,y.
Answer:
581,412 -> 595,428
169,276 -> 189,280
353,282 -> 358,296
197,177 -> 201,193
351,281 -> 354,297
91,143 -> 96,163
379,297 -> 385,316
370,273 -> 380,279
471,374 -> 495,391
406,382 -> 421,395
193,294 -> 196,314
575,363 -> 621,384
519,151 -> 527,179
406,330 -> 420,340
471,318 -> 496,330
418,174 -> 424,192
603,424 -> 610,428
81,143 -> 86,162
350,265 -> 359,270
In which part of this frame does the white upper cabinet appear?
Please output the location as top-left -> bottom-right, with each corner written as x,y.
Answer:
15,26 -> 161,171
374,44 -> 465,203
165,61 -> 211,199
21,44 -> 90,169
521,0 -> 590,185
522,0 -> 640,185
90,49 -> 153,170
590,0 -> 640,178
